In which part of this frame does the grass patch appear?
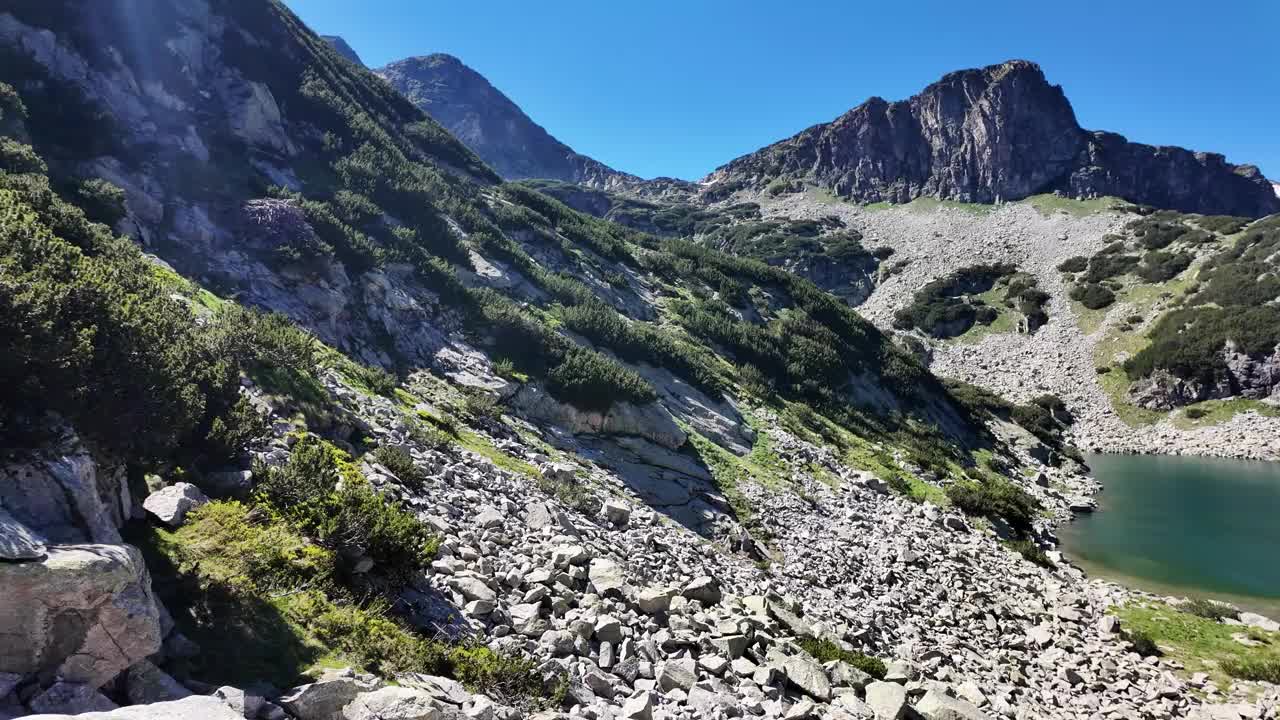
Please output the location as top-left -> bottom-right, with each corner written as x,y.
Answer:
1174,398 -> 1280,429
1005,539 -> 1054,569
797,636 -> 886,679
457,428 -> 539,478
1114,601 -> 1280,689
1019,194 -> 1123,217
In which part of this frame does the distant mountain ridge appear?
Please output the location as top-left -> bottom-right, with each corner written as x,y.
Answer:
377,54 -> 638,188
707,60 -> 1279,217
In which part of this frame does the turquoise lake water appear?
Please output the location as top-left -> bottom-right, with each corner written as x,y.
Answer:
1057,453 -> 1280,619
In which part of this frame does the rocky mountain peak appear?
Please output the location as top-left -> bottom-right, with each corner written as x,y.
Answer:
709,59 -> 1279,217
377,53 -> 638,188
321,34 -> 364,67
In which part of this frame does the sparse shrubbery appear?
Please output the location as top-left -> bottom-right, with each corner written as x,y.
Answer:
1180,598 -> 1239,622
372,445 -> 426,489
254,436 -> 437,590
1126,629 -> 1161,657
1070,283 -> 1115,309
797,636 -> 886,679
946,477 -> 1041,535
1057,256 -> 1088,273
1222,657 -> 1280,684
1008,539 -> 1054,569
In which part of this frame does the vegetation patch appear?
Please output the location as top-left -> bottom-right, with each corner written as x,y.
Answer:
1114,601 -> 1280,689
797,636 -> 886,679
894,264 -> 1048,338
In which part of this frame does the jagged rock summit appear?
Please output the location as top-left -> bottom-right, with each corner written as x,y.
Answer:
321,35 -> 364,67
377,53 -> 638,187
708,59 -> 1280,217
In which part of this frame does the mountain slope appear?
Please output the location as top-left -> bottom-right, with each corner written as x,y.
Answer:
378,53 -> 638,187
709,60 -> 1279,218
321,34 -> 364,66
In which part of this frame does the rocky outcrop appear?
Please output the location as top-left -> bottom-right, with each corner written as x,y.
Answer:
511,386 -> 687,450
0,544 -> 161,688
377,54 -> 639,187
708,60 -> 1279,218
0,439 -> 126,545
1129,343 -> 1280,410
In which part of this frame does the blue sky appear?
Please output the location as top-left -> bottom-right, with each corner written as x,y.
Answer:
287,0 -> 1279,182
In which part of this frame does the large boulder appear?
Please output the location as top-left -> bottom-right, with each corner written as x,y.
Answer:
342,687 -> 445,720
0,544 -> 161,687
914,689 -> 992,720
123,660 -> 192,704
279,677 -> 381,720
865,681 -> 907,720
782,654 -> 832,701
142,483 -> 208,527
24,695 -> 245,719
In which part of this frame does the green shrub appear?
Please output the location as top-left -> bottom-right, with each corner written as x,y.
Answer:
1070,283 -> 1115,309
1222,657 -> 1280,684
1137,250 -> 1192,283
1196,215 -> 1251,235
1008,540 -> 1054,569
1057,256 -> 1088,273
1179,598 -> 1238,621
74,178 -> 128,227
0,137 -> 46,174
945,478 -> 1040,535
796,636 -> 886,679
892,263 -> 1020,338
372,445 -> 425,489
1125,629 -> 1160,657
546,347 -> 656,411
255,436 -> 437,589
1084,254 -> 1139,283
462,391 -> 502,422
1183,406 -> 1208,420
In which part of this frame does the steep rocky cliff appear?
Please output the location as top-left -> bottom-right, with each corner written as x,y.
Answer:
321,34 -> 364,66
378,54 -> 638,187
708,60 -> 1279,218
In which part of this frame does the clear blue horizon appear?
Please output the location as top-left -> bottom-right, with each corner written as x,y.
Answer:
286,0 -> 1279,184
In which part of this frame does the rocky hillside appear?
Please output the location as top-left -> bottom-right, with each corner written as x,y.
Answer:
1,2 -> 1278,719
322,35 -> 364,66
707,60 -> 1279,218
378,54 -> 638,188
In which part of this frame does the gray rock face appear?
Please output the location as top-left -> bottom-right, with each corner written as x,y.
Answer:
0,544 -> 161,688
708,60 -> 1279,218
782,653 -> 833,701
0,443 -> 122,544
24,695 -> 245,719
377,54 -> 637,187
0,506 -> 47,560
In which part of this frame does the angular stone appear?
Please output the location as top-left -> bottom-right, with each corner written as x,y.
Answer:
865,681 -> 907,720
448,576 -> 496,604
589,558 -> 627,596
525,501 -> 553,530
594,614 -> 623,644
280,677 -> 378,720
27,683 -> 118,716
342,687 -> 445,720
399,674 -> 469,705
551,543 -> 590,567
914,689 -> 991,720
601,501 -> 631,525
635,586 -> 675,615
142,482 -> 208,527
620,690 -> 654,720
473,506 -> 503,529
829,660 -> 874,690
681,575 -> 722,605
124,660 -> 192,704
213,686 -> 264,719
710,634 -> 750,659
783,653 -> 832,701
657,658 -> 697,692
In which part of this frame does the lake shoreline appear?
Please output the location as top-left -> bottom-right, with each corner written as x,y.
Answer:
1057,452 -> 1280,622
